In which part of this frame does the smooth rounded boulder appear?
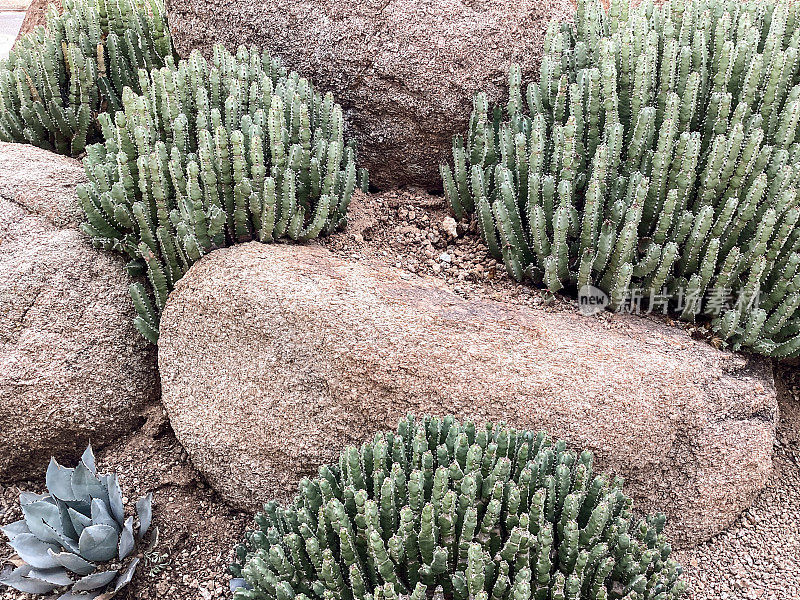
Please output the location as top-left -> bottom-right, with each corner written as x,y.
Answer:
158,241 -> 776,547
0,142 -> 159,480
165,0 -> 574,190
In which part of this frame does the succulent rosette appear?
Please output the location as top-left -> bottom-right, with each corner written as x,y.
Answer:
0,445 -> 153,598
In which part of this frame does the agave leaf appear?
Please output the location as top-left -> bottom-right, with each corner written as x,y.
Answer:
8,533 -> 61,568
230,578 -> 250,592
135,492 -> 153,539
24,501 -> 75,552
22,499 -> 64,544
81,444 -> 97,475
145,525 -> 159,553
72,462 -> 107,504
69,506 -> 93,537
91,498 -> 120,531
27,566 -> 74,586
118,517 -> 134,560
47,549 -> 97,576
0,564 -> 59,594
105,475 -> 125,525
64,499 -> 92,517
112,557 -> 139,592
20,491 -> 51,505
47,458 -> 78,501
58,499 -> 78,540
78,524 -> 119,562
45,520 -> 80,555
23,499 -> 61,528
73,568 -> 118,591
0,519 -> 31,541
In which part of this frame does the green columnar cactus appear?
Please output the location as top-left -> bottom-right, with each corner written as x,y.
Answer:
230,416 -> 686,600
442,0 -> 800,358
0,0 -> 173,156
0,445 -> 153,597
78,44 -> 368,343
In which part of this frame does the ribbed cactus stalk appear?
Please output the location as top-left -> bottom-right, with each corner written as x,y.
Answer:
78,44 -> 368,343
230,416 -> 686,600
0,0 -> 173,156
442,0 -> 800,358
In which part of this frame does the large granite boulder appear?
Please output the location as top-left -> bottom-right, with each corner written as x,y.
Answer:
0,142 -> 159,480
158,241 -> 777,547
165,0 -> 575,190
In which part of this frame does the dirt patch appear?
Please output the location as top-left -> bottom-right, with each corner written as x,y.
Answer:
321,189 -> 570,311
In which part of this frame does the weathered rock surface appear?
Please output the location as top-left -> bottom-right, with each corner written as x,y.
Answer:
0,141 -> 85,227
0,142 -> 159,480
165,0 -> 574,190
159,241 -> 777,547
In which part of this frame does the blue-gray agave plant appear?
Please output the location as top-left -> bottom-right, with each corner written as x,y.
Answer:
0,445 -> 153,598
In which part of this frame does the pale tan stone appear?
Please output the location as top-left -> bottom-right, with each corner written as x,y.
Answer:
158,241 -> 776,547
0,142 -> 159,481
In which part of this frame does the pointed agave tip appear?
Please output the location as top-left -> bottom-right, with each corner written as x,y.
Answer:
81,443 -> 97,475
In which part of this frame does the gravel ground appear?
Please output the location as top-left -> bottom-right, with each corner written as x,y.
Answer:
1,188 -> 798,598
674,364 -> 800,600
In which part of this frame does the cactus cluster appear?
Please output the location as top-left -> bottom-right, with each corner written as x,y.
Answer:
442,0 -> 800,358
0,445 -> 153,597
78,44 -> 368,343
230,416 -> 686,600
0,0 -> 173,156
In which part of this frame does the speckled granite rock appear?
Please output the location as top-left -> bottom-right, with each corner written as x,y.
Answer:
0,142 -> 159,481
158,241 -> 777,547
164,0 -> 575,189
0,142 -> 84,227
